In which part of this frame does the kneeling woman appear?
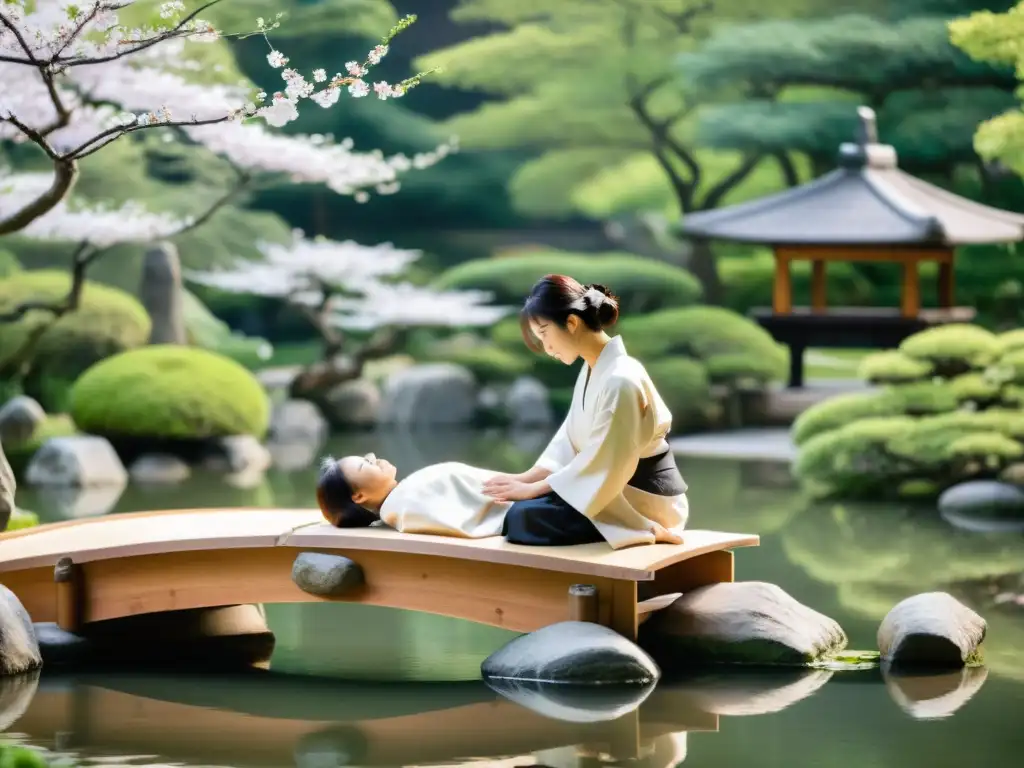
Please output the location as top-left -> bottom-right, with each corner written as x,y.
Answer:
482,274 -> 689,549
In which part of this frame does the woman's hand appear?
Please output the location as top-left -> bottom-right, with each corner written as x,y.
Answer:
483,476 -> 545,502
651,523 -> 683,545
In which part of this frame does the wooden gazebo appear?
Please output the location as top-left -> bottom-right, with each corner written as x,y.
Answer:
679,106 -> 1024,387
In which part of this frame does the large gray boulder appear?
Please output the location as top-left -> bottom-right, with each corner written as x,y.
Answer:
291,553 -> 364,597
938,480 -> 1024,519
323,378 -> 381,430
140,241 -> 187,345
269,399 -> 329,444
0,395 -> 45,447
379,364 -> 477,428
25,435 -> 128,487
0,585 -> 41,676
481,621 -> 660,685
505,376 -> 553,427
640,581 -> 848,666
877,592 -> 986,669
129,453 -> 191,484
0,441 -> 14,532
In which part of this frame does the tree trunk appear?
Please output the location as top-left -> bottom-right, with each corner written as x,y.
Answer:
685,239 -> 725,305
0,440 -> 15,533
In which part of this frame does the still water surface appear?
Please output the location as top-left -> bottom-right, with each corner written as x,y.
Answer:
9,428 -> 1024,767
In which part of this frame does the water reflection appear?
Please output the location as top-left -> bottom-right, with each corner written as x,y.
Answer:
0,663 -> 1004,768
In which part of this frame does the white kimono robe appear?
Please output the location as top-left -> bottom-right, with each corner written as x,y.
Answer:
535,336 -> 689,549
378,462 -> 511,538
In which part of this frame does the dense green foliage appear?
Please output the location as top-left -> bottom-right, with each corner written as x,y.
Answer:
793,323 -> 1024,498
433,251 -> 703,312
0,249 -> 20,278
950,1 -> 1024,175
70,346 -> 271,440
683,2 -> 1017,174
183,288 -> 274,368
0,271 -> 151,410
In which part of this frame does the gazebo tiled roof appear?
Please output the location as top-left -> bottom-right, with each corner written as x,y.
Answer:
679,108 -> 1024,247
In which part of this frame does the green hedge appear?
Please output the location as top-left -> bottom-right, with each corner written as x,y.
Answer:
793,322 -> 1024,499
0,270 -> 151,410
70,345 -> 271,440
433,250 -> 702,314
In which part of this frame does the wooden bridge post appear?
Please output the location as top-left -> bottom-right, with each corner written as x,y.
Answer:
567,584 -> 598,623
54,556 -> 83,633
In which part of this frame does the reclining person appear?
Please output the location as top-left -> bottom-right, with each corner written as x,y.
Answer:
316,454 -> 512,539
316,452 -> 682,547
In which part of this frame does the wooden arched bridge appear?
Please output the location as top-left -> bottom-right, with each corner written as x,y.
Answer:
0,508 -> 758,641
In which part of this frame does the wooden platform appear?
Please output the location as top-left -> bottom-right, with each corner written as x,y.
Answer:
0,508 -> 759,641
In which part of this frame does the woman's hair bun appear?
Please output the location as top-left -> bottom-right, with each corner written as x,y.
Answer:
585,283 -> 619,328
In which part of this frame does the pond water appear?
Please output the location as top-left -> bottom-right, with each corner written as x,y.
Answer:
8,428 -> 1024,767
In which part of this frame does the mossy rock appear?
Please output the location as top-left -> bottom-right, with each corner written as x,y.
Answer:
794,416 -> 917,498
3,413 -> 78,480
433,251 -> 702,313
69,345 -> 271,440
0,270 -> 151,408
857,351 -> 933,384
898,324 -> 1000,375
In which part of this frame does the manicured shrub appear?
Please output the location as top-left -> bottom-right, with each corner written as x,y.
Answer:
0,270 -> 150,409
433,250 -> 702,313
69,345 -> 270,440
646,357 -> 715,430
431,344 -> 531,384
857,351 -> 933,384
898,323 -> 1000,374
792,390 -> 904,446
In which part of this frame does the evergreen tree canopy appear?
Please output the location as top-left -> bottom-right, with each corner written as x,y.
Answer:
950,2 -> 1024,175
680,4 -> 1017,175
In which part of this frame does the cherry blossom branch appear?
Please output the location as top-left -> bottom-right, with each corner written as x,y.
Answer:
0,159 -> 77,235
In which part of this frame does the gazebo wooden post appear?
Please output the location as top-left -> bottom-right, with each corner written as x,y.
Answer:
772,249 -> 793,314
900,259 -> 920,317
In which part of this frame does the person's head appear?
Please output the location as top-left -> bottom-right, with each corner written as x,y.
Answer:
520,274 -> 620,364
316,453 -> 399,528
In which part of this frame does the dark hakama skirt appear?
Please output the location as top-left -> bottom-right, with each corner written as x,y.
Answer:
501,447 -> 687,546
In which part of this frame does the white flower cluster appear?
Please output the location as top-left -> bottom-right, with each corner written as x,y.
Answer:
0,170 -> 188,246
186,233 -> 512,331
0,2 -> 454,213
1,0 -> 424,134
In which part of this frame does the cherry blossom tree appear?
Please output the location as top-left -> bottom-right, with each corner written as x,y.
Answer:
187,233 -> 510,399
0,0 -> 434,234
0,0 -> 454,378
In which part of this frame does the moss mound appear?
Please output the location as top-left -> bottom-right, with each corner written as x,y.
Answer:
433,250 -> 702,313
793,322 -> 1024,499
8,509 -> 40,531
0,270 -> 151,409
69,345 -> 271,440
